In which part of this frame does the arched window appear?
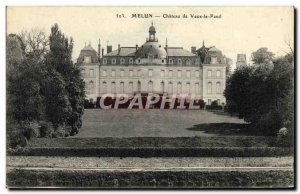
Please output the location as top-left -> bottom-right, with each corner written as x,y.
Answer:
137,81 -> 141,92
178,59 -> 182,65
112,58 -> 117,64
195,83 -> 200,94
186,59 -> 191,65
161,81 -> 165,93
111,82 -> 116,93
168,82 -> 173,94
216,82 -> 221,93
120,58 -> 125,64
102,81 -> 107,93
177,82 -> 182,94
148,81 -> 153,93
120,81 -> 124,93
129,58 -> 134,64
129,82 -> 133,93
207,82 -> 212,94
217,70 -> 221,78
186,82 -> 191,93
89,81 -> 94,91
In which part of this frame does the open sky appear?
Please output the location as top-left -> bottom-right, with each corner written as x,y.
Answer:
7,7 -> 294,70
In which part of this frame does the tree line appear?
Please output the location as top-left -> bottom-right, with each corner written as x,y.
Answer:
7,24 -> 85,147
224,47 -> 294,145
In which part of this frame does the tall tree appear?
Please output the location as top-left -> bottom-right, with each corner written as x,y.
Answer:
46,24 -> 85,135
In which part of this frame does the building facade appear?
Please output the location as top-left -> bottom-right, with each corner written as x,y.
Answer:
236,54 -> 247,67
78,24 -> 227,105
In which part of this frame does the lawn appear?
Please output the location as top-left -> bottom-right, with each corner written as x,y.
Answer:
76,109 -> 246,138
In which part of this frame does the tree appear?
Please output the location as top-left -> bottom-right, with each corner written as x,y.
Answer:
19,28 -> 49,61
251,47 -> 275,65
46,24 -> 85,135
225,48 -> 294,136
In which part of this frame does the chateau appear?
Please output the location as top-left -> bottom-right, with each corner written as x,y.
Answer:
77,23 -> 228,106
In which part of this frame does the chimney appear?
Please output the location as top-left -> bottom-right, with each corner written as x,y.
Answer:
101,48 -> 104,58
191,46 -> 196,54
107,45 -> 112,54
118,44 -> 121,55
136,44 -> 138,52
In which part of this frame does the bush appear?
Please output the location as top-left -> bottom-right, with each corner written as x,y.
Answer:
39,121 -> 54,138
7,128 -> 28,148
84,99 -> 95,109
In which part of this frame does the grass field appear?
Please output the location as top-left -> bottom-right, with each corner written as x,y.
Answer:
76,109 -> 246,137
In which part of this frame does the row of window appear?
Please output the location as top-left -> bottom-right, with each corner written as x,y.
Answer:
86,80 -> 223,96
101,69 -> 201,78
102,57 -> 200,65
207,70 -> 222,78
99,81 -> 201,94
207,82 -> 222,94
82,68 -> 222,79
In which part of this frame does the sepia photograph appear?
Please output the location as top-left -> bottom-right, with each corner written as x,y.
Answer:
5,6 -> 295,189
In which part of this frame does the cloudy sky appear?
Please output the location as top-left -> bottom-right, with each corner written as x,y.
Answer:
7,7 -> 294,70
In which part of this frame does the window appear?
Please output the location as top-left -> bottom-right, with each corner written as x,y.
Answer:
168,70 -> 173,77
84,56 -> 91,63
102,82 -> 107,93
161,70 -> 165,77
207,82 -> 212,94
217,70 -> 221,78
89,69 -> 94,77
120,82 -> 124,93
148,69 -> 153,77
178,59 -> 182,65
112,58 -> 116,64
211,56 -> 217,64
120,58 -> 125,64
186,70 -> 191,78
111,70 -> 116,77
195,83 -> 199,94
129,82 -> 133,93
102,70 -> 107,77
137,81 -> 141,92
195,70 -> 200,78
161,82 -> 165,92
216,82 -> 221,93
129,70 -> 133,77
208,99 -> 211,105
148,81 -> 153,92
186,59 -> 191,65
81,69 -> 85,76
178,70 -> 182,78
149,56 -> 154,63
111,82 -> 116,93
208,70 -> 212,78
89,81 -> 94,90
217,99 -> 221,105
177,82 -> 182,93
168,82 -> 173,93
169,59 -> 173,64
120,70 -> 124,77
129,58 -> 134,64
103,58 -> 107,64
195,58 -> 200,65
162,59 -> 165,63
137,69 -> 141,77
186,82 -> 191,93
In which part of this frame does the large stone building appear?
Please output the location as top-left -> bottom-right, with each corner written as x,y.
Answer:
77,23 -> 228,105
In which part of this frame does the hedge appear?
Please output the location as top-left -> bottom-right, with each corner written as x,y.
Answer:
7,147 -> 294,157
7,168 -> 294,188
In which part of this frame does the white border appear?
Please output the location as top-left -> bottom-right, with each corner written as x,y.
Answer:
1,0 -> 298,193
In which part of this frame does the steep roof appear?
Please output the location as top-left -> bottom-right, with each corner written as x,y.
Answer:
104,47 -> 136,57
167,47 -> 197,57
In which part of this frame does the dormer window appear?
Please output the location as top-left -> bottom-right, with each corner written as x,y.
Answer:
178,59 -> 182,65
129,58 -> 134,64
120,58 -> 125,64
112,58 -> 117,64
84,56 -> 91,63
169,59 -> 173,64
211,56 -> 217,64
103,58 -> 107,65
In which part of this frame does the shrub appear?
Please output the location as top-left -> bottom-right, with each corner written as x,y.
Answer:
39,121 -> 54,138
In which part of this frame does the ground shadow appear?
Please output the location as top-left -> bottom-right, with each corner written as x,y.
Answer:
186,122 -> 250,136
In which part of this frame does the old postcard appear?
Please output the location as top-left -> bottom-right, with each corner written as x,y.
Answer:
6,6 -> 294,189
